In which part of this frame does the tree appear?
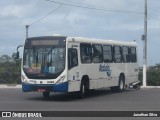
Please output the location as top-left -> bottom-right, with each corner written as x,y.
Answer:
139,64 -> 160,86
0,55 -> 21,84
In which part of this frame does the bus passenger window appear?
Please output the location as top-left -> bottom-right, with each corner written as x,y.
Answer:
103,45 -> 113,63
92,44 -> 103,63
130,47 -> 137,63
68,48 -> 78,69
114,46 -> 122,63
122,46 -> 130,63
80,43 -> 92,63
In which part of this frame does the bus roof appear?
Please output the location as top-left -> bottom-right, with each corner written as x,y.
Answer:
26,36 -> 137,47
67,37 -> 137,47
26,36 -> 67,40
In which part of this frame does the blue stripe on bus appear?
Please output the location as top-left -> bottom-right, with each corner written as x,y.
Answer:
22,82 -> 68,92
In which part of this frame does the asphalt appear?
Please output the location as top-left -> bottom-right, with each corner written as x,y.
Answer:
0,87 -> 160,120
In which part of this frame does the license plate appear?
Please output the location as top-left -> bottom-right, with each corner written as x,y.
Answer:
37,89 -> 46,92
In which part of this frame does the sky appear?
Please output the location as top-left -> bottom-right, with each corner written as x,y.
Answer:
0,0 -> 160,66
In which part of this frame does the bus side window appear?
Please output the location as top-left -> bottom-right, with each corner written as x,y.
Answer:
68,48 -> 78,70
103,45 -> 113,63
92,44 -> 103,63
122,46 -> 130,63
130,47 -> 137,63
114,46 -> 122,63
80,43 -> 92,63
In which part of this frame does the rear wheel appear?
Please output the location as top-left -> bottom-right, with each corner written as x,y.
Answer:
43,92 -> 50,99
118,77 -> 125,92
111,76 -> 125,92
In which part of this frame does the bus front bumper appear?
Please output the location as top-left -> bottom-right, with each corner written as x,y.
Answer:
22,82 -> 68,92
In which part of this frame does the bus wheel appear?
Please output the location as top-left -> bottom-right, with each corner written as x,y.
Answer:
111,76 -> 125,92
43,92 -> 50,99
117,76 -> 125,92
78,81 -> 86,98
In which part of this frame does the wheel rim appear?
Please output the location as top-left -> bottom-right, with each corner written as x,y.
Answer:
82,84 -> 85,95
120,80 -> 124,90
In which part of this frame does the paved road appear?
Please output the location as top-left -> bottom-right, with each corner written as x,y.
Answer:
0,88 -> 160,120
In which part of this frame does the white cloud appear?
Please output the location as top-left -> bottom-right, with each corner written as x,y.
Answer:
84,0 -> 126,9
0,5 -> 30,18
0,0 -> 160,65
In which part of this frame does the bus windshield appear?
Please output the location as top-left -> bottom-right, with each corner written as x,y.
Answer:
23,38 -> 66,79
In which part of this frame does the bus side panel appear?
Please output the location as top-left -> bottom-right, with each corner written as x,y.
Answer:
89,80 -> 98,89
79,63 -> 116,89
66,38 -> 139,91
68,66 -> 81,92
125,63 -> 139,85
68,81 -> 81,92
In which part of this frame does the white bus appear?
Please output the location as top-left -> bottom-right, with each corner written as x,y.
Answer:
20,36 -> 140,98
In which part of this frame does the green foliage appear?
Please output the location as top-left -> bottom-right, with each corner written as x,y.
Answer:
0,55 -> 21,84
139,64 -> 160,86
138,71 -> 143,86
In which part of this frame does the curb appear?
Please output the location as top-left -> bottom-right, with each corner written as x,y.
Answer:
0,85 -> 21,89
141,86 -> 160,89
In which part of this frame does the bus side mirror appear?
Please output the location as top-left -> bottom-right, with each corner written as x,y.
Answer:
16,51 -> 19,59
12,52 -> 19,60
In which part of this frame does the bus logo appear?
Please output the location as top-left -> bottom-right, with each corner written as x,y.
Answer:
99,64 -> 112,77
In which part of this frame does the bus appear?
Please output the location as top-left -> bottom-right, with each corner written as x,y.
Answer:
20,35 -> 140,98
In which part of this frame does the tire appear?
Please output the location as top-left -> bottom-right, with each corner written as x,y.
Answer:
111,76 -> 125,92
78,81 -> 86,99
117,76 -> 125,92
43,92 -> 50,99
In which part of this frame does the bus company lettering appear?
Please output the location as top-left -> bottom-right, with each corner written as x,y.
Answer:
99,64 -> 112,77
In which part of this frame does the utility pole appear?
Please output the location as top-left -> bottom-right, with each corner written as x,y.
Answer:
143,0 -> 147,87
26,25 -> 29,39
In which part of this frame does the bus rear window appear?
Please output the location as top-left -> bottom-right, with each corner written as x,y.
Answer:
122,46 -> 130,63
130,47 -> 137,63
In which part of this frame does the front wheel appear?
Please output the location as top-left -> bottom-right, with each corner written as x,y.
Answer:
78,81 -> 86,99
43,92 -> 50,99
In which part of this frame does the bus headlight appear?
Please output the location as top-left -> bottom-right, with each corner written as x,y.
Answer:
21,75 -> 25,82
56,76 -> 66,84
21,75 -> 28,83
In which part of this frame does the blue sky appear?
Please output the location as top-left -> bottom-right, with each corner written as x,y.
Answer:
0,0 -> 160,66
